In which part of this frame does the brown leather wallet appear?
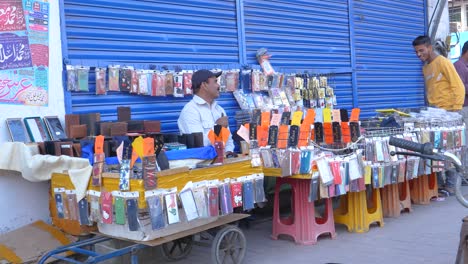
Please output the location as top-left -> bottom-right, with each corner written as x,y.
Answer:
54,141 -> 74,156
70,124 -> 88,139
65,114 -> 80,138
79,113 -> 101,137
110,122 -> 128,136
73,143 -> 82,157
144,120 -> 161,133
37,142 -> 46,155
117,106 -> 131,122
99,122 -> 113,136
127,120 -> 145,133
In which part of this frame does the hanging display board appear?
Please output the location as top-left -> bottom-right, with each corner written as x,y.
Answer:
0,0 -> 50,106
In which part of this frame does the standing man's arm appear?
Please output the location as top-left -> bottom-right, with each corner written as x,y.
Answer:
454,61 -> 468,98
443,61 -> 465,108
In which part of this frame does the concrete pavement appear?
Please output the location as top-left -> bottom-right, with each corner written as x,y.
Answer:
169,195 -> 466,264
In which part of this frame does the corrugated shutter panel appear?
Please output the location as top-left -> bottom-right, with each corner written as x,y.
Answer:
63,0 -> 239,133
243,0 -> 354,109
353,0 -> 426,117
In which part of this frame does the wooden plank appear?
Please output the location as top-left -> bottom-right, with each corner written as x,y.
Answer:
93,214 -> 249,247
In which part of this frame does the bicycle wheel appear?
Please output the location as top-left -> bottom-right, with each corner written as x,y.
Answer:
455,174 -> 468,208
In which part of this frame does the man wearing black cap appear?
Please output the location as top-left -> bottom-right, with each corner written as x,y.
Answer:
177,69 -> 234,154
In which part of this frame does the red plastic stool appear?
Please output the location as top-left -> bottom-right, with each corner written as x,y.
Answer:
271,177 -> 336,245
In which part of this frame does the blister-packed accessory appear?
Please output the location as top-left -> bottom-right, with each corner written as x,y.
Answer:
207,181 -> 220,217
101,191 -> 113,224
225,70 -> 239,92
241,177 -> 255,211
240,69 -> 251,92
95,67 -> 107,95
173,72 -> 184,97
309,172 -> 320,201
164,188 -> 180,224
65,190 -> 79,221
165,72 -> 174,95
192,181 -> 209,218
130,69 -> 139,94
66,65 -> 78,91
183,71 -> 193,95
126,193 -> 140,231
253,173 -> 267,203
92,153 -> 105,187
77,66 -> 90,92
256,48 -> 275,75
137,70 -> 149,95
156,72 -> 166,96
299,149 -> 313,174
113,192 -> 126,225
119,66 -> 133,92
146,190 -> 167,230
179,186 -> 199,222
108,65 -> 120,91
230,179 -> 243,208
143,155 -> 158,190
119,159 -> 131,191
88,190 -> 101,223
54,188 -> 66,219
218,71 -> 227,92
78,197 -> 90,225
316,155 -> 333,186
251,70 -> 262,92
219,180 -> 233,215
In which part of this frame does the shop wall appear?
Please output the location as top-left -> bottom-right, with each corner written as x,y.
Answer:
353,0 -> 426,113
0,0 -> 63,233
62,0 -> 241,132
62,0 -> 428,123
242,0 -> 354,110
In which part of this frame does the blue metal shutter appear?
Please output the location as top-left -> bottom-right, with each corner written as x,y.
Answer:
353,0 -> 426,117
242,0 -> 354,110
62,0 -> 240,133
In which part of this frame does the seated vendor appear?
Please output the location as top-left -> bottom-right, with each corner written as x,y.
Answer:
177,69 -> 235,157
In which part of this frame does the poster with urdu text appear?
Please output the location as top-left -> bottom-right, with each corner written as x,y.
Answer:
0,0 -> 49,106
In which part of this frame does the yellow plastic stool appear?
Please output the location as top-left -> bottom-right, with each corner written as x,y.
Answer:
334,188 -> 384,233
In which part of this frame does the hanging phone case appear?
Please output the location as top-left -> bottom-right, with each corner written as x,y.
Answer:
127,198 -> 139,231
147,195 -> 166,230
101,192 -> 113,224
114,196 -> 126,225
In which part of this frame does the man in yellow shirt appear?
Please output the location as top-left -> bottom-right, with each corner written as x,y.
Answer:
412,35 -> 465,111
412,35 -> 465,195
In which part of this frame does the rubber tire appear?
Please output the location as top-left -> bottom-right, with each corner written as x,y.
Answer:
455,175 -> 468,208
160,236 -> 193,262
211,225 -> 246,264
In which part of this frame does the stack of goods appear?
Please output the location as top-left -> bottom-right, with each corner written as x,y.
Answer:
53,173 -> 266,241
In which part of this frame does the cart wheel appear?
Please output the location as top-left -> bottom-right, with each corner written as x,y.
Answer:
211,225 -> 246,264
160,235 -> 193,261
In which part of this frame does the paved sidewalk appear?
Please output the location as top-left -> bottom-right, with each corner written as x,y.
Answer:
171,195 -> 466,264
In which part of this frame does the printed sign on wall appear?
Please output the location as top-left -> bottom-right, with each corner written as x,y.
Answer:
0,0 -> 49,106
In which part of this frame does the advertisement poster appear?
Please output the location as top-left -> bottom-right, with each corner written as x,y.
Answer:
0,0 -> 49,106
